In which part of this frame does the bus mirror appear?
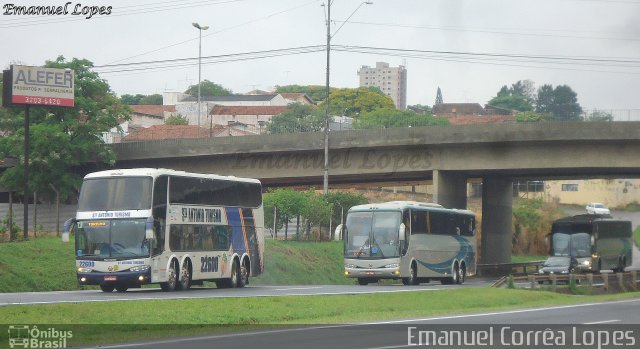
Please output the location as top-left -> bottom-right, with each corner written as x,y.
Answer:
62,218 -> 76,243
399,223 -> 406,241
145,217 -> 155,240
334,224 -> 343,241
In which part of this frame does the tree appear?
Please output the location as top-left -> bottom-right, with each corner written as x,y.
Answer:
165,114 -> 189,125
488,80 -> 535,112
550,85 -> 582,121
407,104 -> 432,114
120,94 -> 145,105
0,56 -> 129,207
535,84 -> 582,121
120,93 -> 163,105
300,190 -> 333,240
263,188 -> 306,240
514,111 -> 551,123
487,95 -> 533,112
584,109 -> 613,122
266,103 -> 324,134
535,84 -> 554,114
184,80 -> 232,97
139,94 -> 163,105
355,108 -> 448,129
319,87 -> 395,117
275,85 -> 330,104
435,87 -> 443,105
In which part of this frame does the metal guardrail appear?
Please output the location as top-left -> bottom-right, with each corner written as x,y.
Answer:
477,261 -> 544,277
492,271 -> 640,290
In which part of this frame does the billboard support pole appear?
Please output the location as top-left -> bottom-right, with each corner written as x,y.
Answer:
23,104 -> 29,240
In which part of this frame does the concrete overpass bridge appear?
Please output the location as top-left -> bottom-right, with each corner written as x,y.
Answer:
111,122 -> 640,264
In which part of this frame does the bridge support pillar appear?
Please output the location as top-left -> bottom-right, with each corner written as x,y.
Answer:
433,170 -> 467,209
481,176 -> 512,264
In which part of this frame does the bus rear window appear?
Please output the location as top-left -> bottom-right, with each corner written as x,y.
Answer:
78,177 -> 153,211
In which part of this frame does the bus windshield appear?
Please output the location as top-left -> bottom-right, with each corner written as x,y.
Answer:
78,177 -> 152,211
551,222 -> 592,258
345,211 -> 401,258
76,219 -> 149,259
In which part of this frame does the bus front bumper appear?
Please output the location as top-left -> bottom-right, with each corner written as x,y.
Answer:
77,269 -> 151,286
344,267 -> 401,279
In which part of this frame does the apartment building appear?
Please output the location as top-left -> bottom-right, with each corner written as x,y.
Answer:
358,62 -> 407,110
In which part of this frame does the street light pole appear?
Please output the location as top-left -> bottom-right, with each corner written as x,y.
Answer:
323,1 -> 331,195
323,1 -> 372,195
192,22 -> 209,131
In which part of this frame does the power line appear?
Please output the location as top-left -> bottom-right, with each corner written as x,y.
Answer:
337,20 -> 640,43
103,0 -> 320,65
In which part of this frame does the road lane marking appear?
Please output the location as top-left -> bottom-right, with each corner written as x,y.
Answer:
273,286 -> 324,291
583,319 -> 621,325
361,298 -> 640,324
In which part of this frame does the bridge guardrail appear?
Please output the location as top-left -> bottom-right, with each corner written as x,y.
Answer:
477,261 -> 544,277
492,271 -> 640,290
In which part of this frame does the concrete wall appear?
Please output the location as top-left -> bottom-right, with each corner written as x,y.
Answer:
0,203 -> 77,233
546,179 -> 640,207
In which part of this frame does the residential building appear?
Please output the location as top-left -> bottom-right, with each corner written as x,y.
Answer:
163,92 -> 290,126
358,62 -> 407,110
101,104 -> 174,143
208,105 -> 288,130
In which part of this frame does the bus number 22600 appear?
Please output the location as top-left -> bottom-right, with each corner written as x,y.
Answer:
201,256 -> 219,273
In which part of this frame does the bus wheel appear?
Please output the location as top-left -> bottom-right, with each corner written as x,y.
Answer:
403,264 -> 419,286
115,286 -> 128,293
230,260 -> 239,288
238,260 -> 249,288
179,260 -> 192,290
160,261 -> 178,292
457,264 -> 466,285
357,278 -> 370,285
100,285 -> 114,293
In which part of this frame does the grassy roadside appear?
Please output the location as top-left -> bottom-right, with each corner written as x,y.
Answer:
1,289 -> 638,346
0,237 -> 353,292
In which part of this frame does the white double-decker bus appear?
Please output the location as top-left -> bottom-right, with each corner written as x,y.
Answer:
64,168 -> 264,292
342,201 -> 476,285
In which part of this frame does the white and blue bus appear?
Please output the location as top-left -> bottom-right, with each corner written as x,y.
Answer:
342,201 -> 476,285
64,168 -> 264,292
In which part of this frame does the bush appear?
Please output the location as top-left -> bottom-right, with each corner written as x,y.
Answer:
0,212 -> 21,242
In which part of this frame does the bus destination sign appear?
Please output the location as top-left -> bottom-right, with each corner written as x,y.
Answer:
10,65 -> 75,107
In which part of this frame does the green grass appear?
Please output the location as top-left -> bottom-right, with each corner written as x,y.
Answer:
0,289 -> 638,346
0,236 -> 95,292
0,237 -> 352,292
252,240 -> 353,285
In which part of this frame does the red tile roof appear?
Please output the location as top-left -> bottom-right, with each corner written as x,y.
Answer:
209,105 -> 288,116
123,125 -> 208,141
446,115 -> 515,125
130,105 -> 176,117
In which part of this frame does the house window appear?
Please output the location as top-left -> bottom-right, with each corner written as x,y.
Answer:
561,184 -> 579,192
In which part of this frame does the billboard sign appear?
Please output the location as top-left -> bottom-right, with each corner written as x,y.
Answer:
10,65 -> 74,107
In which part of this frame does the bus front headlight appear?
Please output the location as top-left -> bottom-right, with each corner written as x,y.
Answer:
582,260 -> 591,266
130,265 -> 151,272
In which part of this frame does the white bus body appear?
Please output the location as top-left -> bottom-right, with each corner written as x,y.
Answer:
342,201 -> 476,285
66,168 -> 264,292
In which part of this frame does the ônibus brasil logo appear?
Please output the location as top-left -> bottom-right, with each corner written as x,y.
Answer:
8,325 -> 72,349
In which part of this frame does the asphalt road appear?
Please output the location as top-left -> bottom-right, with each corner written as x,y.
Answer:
88,298 -> 640,349
0,278 -> 493,306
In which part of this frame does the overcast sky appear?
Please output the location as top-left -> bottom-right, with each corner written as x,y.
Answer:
2,0 -> 639,110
